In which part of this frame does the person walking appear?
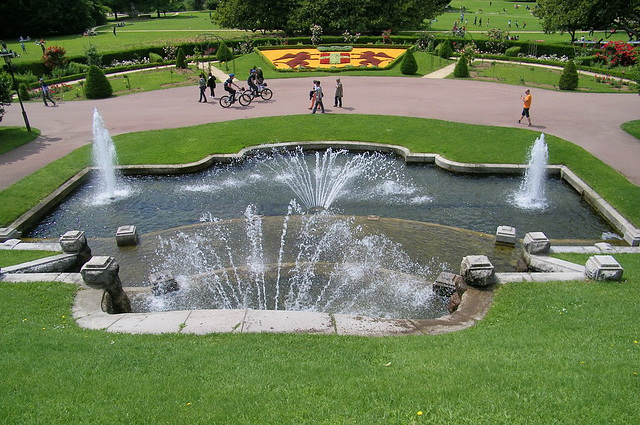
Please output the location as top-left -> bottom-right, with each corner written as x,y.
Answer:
207,72 -> 216,98
198,73 -> 207,103
334,78 -> 343,107
312,81 -> 325,114
309,80 -> 318,110
518,89 -> 532,126
39,78 -> 56,107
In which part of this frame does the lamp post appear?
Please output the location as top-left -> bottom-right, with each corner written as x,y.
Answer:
1,42 -> 31,132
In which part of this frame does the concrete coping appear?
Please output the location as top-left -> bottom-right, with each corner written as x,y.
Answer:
4,141 -> 638,246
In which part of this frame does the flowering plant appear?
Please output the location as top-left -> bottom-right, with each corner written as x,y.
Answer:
342,30 -> 360,44
382,29 -> 392,44
42,46 -> 68,70
596,41 -> 638,67
310,24 -> 323,46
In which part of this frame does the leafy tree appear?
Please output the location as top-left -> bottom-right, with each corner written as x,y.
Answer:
559,60 -> 579,90
102,0 -> 131,21
215,0 -> 450,35
400,49 -> 418,75
84,43 -> 103,68
84,65 -> 113,99
0,72 -> 13,122
533,0 -> 640,43
215,0 -> 296,33
453,55 -> 469,78
0,0 -> 100,38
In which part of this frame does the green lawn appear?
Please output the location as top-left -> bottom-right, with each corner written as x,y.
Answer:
0,250 -> 60,267
430,0 -> 630,44
621,120 -> 640,140
1,253 -> 638,423
462,60 -> 637,93
3,11 -> 246,64
0,127 -> 40,155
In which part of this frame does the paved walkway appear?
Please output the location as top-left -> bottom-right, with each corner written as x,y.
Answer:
1,74 -> 639,189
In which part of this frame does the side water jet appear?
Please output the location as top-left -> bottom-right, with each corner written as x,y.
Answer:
91,108 -> 128,203
514,133 -> 548,210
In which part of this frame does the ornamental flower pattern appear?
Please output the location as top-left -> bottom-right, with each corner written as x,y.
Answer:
263,47 -> 406,70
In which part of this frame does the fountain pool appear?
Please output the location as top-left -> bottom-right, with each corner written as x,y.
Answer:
26,147 -> 618,319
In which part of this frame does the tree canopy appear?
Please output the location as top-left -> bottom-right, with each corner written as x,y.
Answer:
214,0 -> 450,35
534,0 -> 640,42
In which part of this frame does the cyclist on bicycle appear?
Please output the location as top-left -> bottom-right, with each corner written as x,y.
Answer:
247,68 -> 258,97
224,74 -> 241,103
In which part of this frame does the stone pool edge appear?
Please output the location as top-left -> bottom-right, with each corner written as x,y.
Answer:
2,141 -> 638,246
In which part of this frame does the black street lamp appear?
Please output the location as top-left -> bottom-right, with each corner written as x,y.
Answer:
1,42 -> 31,132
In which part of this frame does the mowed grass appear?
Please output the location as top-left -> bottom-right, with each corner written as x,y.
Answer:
0,127 -> 41,155
1,252 -> 639,423
1,115 -> 639,231
463,61 -> 637,93
0,250 -> 60,267
621,120 -> 640,140
4,11 -> 245,64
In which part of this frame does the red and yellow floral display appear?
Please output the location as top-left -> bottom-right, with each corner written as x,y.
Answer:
260,47 -> 407,70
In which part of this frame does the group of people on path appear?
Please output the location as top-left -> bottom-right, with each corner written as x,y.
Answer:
196,69 -> 532,126
309,78 -> 343,114
198,72 -> 217,103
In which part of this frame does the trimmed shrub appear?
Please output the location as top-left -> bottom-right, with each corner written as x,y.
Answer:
216,41 -> 234,63
175,48 -> 187,69
437,41 -> 452,59
18,83 -> 30,100
453,55 -> 469,78
400,49 -> 418,75
559,60 -> 579,90
84,43 -> 102,67
84,65 -> 113,99
149,52 -> 163,63
505,46 -> 521,57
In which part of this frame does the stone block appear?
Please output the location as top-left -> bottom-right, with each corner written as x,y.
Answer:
0,228 -> 20,242
523,232 -> 550,254
460,255 -> 495,287
433,272 -> 462,296
81,256 -> 120,290
116,225 -> 138,246
585,255 -> 623,281
623,227 -> 640,247
495,225 -> 516,246
59,230 -> 87,253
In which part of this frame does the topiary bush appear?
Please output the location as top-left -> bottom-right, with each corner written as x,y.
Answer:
559,60 -> 579,90
437,41 -> 452,59
84,65 -> 113,99
18,83 -> 30,100
216,41 -> 234,69
175,48 -> 187,69
400,48 -> 418,75
505,46 -> 521,57
149,52 -> 163,63
453,55 -> 470,78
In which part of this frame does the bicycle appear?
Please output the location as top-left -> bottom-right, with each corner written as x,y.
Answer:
220,87 -> 252,108
248,83 -> 273,101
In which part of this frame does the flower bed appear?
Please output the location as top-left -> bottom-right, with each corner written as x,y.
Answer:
258,46 -> 407,70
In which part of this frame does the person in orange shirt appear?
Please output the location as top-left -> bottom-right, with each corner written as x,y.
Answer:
518,89 -> 532,126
